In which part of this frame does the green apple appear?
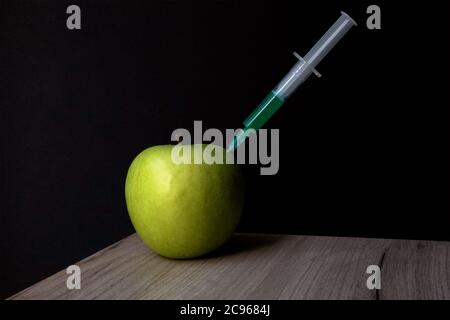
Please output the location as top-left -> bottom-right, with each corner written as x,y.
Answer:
125,144 -> 244,259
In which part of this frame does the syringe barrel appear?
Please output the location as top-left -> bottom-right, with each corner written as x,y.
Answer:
273,58 -> 313,99
273,12 -> 356,100
304,12 -> 356,68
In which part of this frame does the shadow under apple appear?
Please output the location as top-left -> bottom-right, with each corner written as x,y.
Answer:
201,233 -> 281,259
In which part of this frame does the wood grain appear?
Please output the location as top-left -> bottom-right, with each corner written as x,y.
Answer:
9,233 -> 450,300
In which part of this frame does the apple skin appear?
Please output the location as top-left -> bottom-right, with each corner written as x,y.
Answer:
125,144 -> 244,259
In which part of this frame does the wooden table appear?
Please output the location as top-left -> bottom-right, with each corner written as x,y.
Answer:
9,233 -> 450,300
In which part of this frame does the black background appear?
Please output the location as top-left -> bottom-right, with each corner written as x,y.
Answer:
0,0 -> 449,298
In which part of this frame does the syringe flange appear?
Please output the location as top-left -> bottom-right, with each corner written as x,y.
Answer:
293,52 -> 322,78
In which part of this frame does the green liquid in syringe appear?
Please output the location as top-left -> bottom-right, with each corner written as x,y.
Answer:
244,91 -> 285,130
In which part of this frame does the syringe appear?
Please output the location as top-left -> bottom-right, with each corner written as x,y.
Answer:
227,12 -> 357,152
